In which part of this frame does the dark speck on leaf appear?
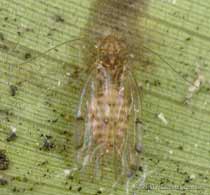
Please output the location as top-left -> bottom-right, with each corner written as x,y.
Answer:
185,37 -> 191,41
96,189 -> 102,194
206,87 -> 210,92
76,116 -> 84,121
160,177 -> 170,185
12,186 -> 20,192
184,175 -> 192,183
47,118 -> 58,123
55,15 -> 65,23
0,150 -> 9,170
52,118 -> 58,123
67,175 -> 74,180
37,160 -> 48,166
60,113 -> 65,117
40,135 -> 55,151
24,53 -> 32,59
10,85 -> 18,96
138,166 -> 143,172
0,32 -> 4,41
178,145 -> 183,150
77,186 -> 82,192
154,80 -> 161,86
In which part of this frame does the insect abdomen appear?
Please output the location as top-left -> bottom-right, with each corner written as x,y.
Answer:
89,87 -> 129,154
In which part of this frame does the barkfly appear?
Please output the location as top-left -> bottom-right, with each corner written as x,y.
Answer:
3,31 -> 200,194
75,34 -> 143,182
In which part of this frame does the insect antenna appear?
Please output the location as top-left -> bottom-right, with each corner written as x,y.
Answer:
142,45 -> 199,89
13,36 -> 86,68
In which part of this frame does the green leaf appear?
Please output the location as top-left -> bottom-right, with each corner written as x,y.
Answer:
0,0 -> 210,195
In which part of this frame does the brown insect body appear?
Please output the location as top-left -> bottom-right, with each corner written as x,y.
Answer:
90,35 -> 129,154
77,34 -> 141,178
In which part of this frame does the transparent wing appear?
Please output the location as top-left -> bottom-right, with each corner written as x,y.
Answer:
75,69 -> 96,150
124,71 -> 143,176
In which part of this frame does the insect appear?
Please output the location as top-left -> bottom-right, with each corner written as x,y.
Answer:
2,29 -> 202,195
75,34 -> 143,183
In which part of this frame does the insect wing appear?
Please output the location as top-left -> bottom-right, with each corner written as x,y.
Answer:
121,72 -> 143,176
75,68 -> 101,168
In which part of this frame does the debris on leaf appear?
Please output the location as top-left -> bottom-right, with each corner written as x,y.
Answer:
24,52 -> 32,59
0,150 -> 9,170
185,65 -> 205,103
64,169 -> 71,178
40,134 -> 55,151
6,126 -> 17,142
54,15 -> 65,23
157,112 -> 168,125
168,150 -> 173,154
10,85 -> 18,96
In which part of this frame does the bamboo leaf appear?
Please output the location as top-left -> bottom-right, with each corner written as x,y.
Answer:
0,0 -> 210,195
